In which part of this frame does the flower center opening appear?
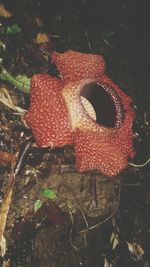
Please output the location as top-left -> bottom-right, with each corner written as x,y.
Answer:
80,82 -> 123,128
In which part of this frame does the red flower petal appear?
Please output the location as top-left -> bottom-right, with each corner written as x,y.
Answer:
51,50 -> 105,83
24,50 -> 135,177
62,76 -> 135,176
75,128 -> 134,177
24,74 -> 73,147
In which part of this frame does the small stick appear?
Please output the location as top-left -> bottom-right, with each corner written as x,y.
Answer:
128,158 -> 150,168
0,152 -> 18,257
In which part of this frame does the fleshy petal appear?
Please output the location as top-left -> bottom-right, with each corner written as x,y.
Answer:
24,74 -> 73,147
75,128 -> 134,177
24,49 -> 135,177
51,50 -> 105,83
62,76 -> 135,177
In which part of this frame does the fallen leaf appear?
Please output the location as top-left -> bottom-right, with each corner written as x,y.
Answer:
2,259 -> 10,267
0,4 -> 12,17
0,67 -> 31,93
6,24 -> 22,35
110,231 -> 119,250
36,32 -> 49,44
127,241 -> 144,258
0,150 -> 13,166
0,235 -> 6,257
34,199 -> 43,212
41,188 -> 57,200
0,87 -> 26,113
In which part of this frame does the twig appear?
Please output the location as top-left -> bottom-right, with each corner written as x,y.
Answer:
79,206 -> 89,230
0,152 -> 18,256
15,138 -> 34,175
79,204 -> 119,234
60,182 -> 89,251
68,209 -> 79,251
128,158 -> 150,168
85,29 -> 92,50
78,183 -> 121,234
69,208 -> 88,251
90,173 -> 98,208
0,86 -> 27,113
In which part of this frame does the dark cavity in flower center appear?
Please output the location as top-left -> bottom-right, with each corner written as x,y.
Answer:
80,82 -> 123,128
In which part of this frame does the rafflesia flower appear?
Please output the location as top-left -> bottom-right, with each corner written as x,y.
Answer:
24,50 -> 135,177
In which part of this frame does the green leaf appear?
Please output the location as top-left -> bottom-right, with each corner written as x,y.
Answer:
6,24 -> 22,35
41,188 -> 57,200
34,199 -> 43,212
0,67 -> 31,93
14,75 -> 31,92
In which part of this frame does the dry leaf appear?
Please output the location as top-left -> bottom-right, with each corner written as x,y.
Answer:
0,153 -> 18,257
0,87 -> 26,114
110,232 -> 119,250
0,150 -> 13,166
0,4 -> 12,17
2,259 -> 10,267
104,258 -> 113,267
35,16 -> 44,27
36,32 -> 50,44
0,235 -> 6,257
127,241 -> 144,258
